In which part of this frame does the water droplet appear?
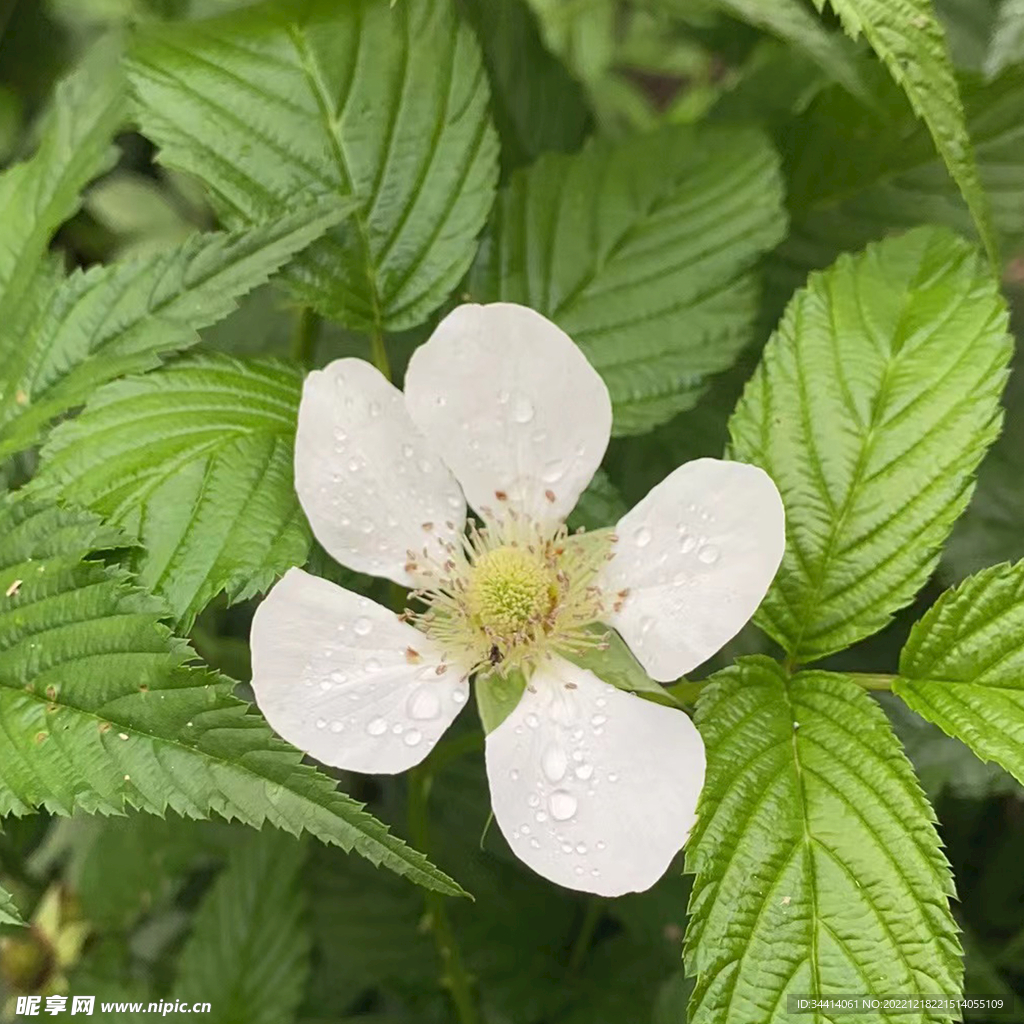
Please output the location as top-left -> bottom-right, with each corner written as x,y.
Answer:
368,400 -> 382,417
509,768 -> 520,781
640,616 -> 655,635
571,749 -> 584,762
633,525 -> 652,548
347,457 -> 360,472
608,772 -> 619,783
541,460 -> 563,483
572,728 -> 584,741
452,689 -> 467,705
498,389 -> 510,404
574,763 -> 594,781
574,866 -> 584,876
367,718 -> 387,736
447,494 -> 463,510
319,680 -> 332,692
392,723 -> 405,736
527,793 -> 540,808
512,394 -> 535,423
330,671 -> 347,684
418,458 -> 432,473
575,842 -> 588,855
597,841 -> 606,851
542,745 -> 568,782
354,617 -> 372,636
560,842 -> 573,854
364,657 -> 381,673
535,810 -> 548,823
532,429 -> 548,444
402,443 -> 414,459
404,729 -> 422,747
316,718 -> 327,729
596,697 -> 607,708
591,714 -> 607,727
699,544 -> 721,565
360,519 -> 374,534
530,837 -> 540,849
525,712 -> 540,729
521,824 -> 531,836
435,395 -> 447,407
549,790 -> 578,821
408,687 -> 441,720
681,535 -> 697,554
330,721 -> 344,734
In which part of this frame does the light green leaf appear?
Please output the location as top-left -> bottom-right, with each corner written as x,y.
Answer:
730,227 -> 1011,663
175,830 -> 309,1024
0,40 -> 126,343
35,355 -> 309,629
471,125 -> 786,435
814,0 -> 999,263
987,0 -> 1024,76
771,64 -> 1024,309
475,669 -> 527,734
566,629 -> 683,708
0,199 -> 345,460
685,657 -> 960,1023
127,0 -> 499,334
0,882 -> 24,927
0,494 -> 466,897
894,561 -> 1024,787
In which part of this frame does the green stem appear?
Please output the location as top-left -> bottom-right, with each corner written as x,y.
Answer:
567,896 -> 603,974
408,761 -> 479,1024
847,672 -> 895,691
369,323 -> 392,381
291,307 -> 321,368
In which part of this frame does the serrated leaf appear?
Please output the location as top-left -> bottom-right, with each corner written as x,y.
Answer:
127,0 -> 499,334
0,199 -> 345,460
987,0 -> 1024,76
0,40 -> 126,344
730,227 -> 1011,663
894,561 -> 1024,787
814,0 -> 999,264
0,882 -> 24,926
175,830 -> 309,1024
685,657 -> 960,1023
471,125 -> 786,435
0,494 -> 466,897
771,64 -> 1024,309
35,355 -> 309,628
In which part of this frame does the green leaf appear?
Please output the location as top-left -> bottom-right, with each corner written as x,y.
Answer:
457,0 -> 591,172
0,199 -> 345,460
0,882 -> 24,926
566,629 -> 684,708
0,494 -> 466,897
685,657 -> 960,1023
127,0 -> 499,334
35,355 -> 309,629
175,830 -> 309,1024
0,40 -> 126,343
894,561 -> 1024,788
814,0 -> 999,264
771,64 -> 1024,308
987,0 -> 1024,76
475,668 -> 527,734
566,469 -> 626,533
471,125 -> 786,435
730,227 -> 1011,663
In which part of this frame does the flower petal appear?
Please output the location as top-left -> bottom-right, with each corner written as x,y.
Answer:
603,458 -> 784,681
294,358 -> 466,585
404,303 -> 612,525
484,655 -> 704,896
250,568 -> 468,774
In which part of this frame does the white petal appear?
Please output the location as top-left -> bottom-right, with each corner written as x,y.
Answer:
294,358 -> 466,585
485,656 -> 704,896
603,458 -> 784,681
250,568 -> 468,774
404,303 -> 612,525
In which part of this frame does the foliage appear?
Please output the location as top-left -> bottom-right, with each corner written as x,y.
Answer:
0,0 -> 1023,1021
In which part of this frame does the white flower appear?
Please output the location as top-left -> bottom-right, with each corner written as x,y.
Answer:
250,303 -> 784,896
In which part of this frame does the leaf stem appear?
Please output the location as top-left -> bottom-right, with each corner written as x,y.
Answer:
567,896 -> 603,973
369,323 -> 392,382
847,672 -> 895,691
291,307 -> 321,368
408,761 -> 479,1024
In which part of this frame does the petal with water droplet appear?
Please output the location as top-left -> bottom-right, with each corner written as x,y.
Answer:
251,569 -> 468,774
602,459 -> 784,681
295,358 -> 466,585
404,304 -> 611,525
484,656 -> 704,896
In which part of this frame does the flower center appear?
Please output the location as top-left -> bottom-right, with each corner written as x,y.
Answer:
466,546 -> 554,634
403,514 -> 615,678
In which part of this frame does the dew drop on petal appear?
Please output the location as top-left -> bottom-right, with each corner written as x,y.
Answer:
542,744 -> 568,782
549,790 -> 578,821
541,460 -> 564,484
354,617 -> 372,636
364,657 -> 382,673
681,534 -> 697,554
330,671 -> 347,684
633,526 -> 652,548
402,443 -> 414,459
530,838 -> 541,849
330,721 -> 344,734
316,718 -> 327,730
407,687 -> 441,720
575,842 -> 588,855
698,544 -> 721,565
404,729 -> 422,747
525,712 -> 540,729
452,689 -> 467,705
597,840 -> 607,851
509,768 -> 520,781
574,763 -> 594,781
535,810 -> 548,823
392,723 -> 404,735
591,714 -> 607,727
512,394 -> 535,424
608,772 -> 619,783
